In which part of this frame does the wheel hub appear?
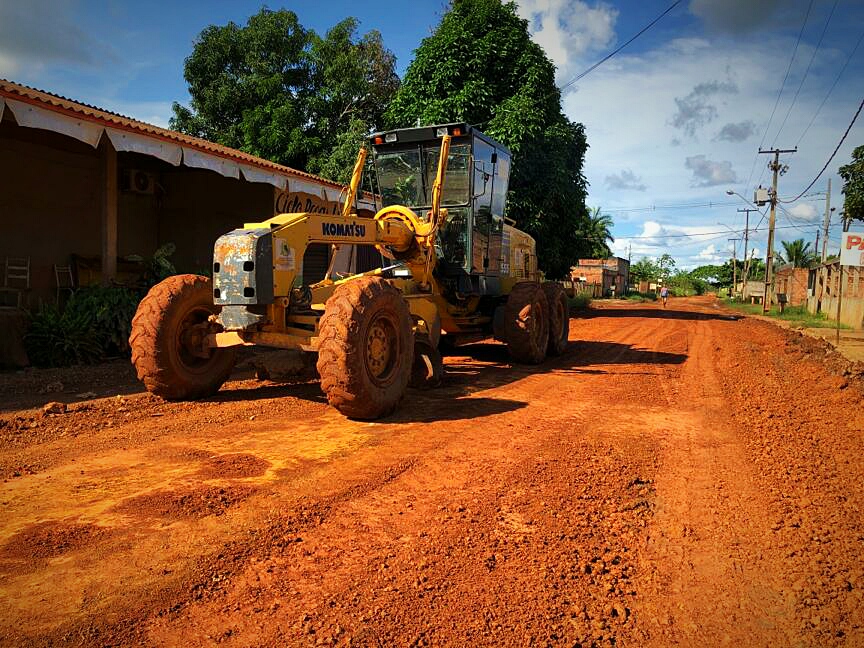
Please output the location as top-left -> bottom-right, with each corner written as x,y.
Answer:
366,319 -> 393,379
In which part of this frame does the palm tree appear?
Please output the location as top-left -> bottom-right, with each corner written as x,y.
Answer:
777,239 -> 816,268
585,207 -> 615,258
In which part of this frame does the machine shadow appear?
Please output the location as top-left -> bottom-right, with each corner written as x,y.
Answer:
207,329 -> 689,417
381,395 -> 527,423
435,337 -> 687,399
206,380 -> 327,405
576,307 -> 740,322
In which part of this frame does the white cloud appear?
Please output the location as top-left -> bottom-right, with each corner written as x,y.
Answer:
786,202 -> 820,223
715,120 -> 756,142
685,155 -> 738,187
605,169 -> 646,191
516,0 -> 618,82
698,244 -> 717,258
670,80 -> 738,138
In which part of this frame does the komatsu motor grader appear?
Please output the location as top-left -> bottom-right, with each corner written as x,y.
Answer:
130,123 -> 569,419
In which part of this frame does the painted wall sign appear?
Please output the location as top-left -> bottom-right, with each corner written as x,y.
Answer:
840,231 -> 864,267
275,190 -> 342,216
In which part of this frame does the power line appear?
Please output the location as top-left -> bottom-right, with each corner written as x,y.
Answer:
796,27 -> 864,146
559,0 -> 683,92
471,0 -> 683,131
743,0 -> 815,193
781,95 -> 864,203
771,0 -> 838,147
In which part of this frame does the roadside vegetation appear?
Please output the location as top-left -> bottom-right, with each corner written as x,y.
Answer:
569,294 -> 592,312
24,245 -> 178,367
723,299 -> 847,329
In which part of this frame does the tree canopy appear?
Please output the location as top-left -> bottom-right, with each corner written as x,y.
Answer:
383,0 -> 591,277
777,239 -> 816,268
170,9 -> 399,182
839,144 -> 864,224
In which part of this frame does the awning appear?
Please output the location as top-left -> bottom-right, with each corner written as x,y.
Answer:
182,146 -> 240,179
240,164 -> 287,190
106,127 -> 182,166
5,98 -> 103,147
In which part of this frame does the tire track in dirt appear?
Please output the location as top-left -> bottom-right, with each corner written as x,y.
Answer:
632,312 -> 797,646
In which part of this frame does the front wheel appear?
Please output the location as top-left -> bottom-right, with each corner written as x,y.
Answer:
316,277 -> 414,419
130,274 -> 235,400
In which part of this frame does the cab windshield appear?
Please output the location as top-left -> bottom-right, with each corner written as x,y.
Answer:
373,143 -> 470,211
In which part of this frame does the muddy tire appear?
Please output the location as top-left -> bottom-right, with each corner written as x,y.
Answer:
130,274 -> 235,400
504,281 -> 549,364
410,337 -> 443,389
317,277 -> 413,419
543,282 -> 569,356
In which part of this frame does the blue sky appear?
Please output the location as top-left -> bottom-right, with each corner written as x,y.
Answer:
3,0 -> 863,267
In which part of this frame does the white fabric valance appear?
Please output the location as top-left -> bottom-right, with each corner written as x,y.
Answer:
106,128 -> 182,166
240,164 -> 287,189
5,98 -> 104,147
182,147 -> 240,179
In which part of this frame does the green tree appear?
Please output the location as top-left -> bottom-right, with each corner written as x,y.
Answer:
383,0 -> 591,277
777,238 -> 815,267
839,144 -> 864,224
658,253 -> 676,283
171,10 -> 398,181
630,257 -> 660,283
689,264 -> 729,285
584,207 -> 614,258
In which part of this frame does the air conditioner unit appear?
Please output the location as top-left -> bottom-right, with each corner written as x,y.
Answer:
123,169 -> 156,194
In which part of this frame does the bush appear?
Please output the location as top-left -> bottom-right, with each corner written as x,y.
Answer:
24,304 -> 105,367
66,285 -> 142,354
569,294 -> 592,311
626,291 -> 657,301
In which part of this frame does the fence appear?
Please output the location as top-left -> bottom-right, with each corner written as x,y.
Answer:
808,261 -> 864,329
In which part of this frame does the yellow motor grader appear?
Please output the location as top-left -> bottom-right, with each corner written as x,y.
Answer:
130,123 -> 569,419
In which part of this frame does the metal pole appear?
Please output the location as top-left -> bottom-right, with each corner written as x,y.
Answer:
728,238 -> 737,299
836,263 -> 843,346
738,208 -> 756,283
821,178 -> 831,263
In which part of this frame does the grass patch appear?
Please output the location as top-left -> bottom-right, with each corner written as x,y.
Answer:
723,299 -> 849,329
569,294 -> 592,312
625,291 -> 657,302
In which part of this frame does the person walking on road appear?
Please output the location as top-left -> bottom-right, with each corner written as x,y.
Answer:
660,285 -> 669,308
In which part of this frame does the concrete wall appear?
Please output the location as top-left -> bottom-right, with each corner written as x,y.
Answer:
813,295 -> 864,329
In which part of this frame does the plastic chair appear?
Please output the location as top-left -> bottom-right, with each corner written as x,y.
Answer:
0,257 -> 30,308
54,264 -> 75,301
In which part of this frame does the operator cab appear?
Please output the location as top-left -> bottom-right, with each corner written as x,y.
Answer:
367,123 -> 511,295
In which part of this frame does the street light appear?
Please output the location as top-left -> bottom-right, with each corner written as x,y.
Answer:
725,189 -> 759,207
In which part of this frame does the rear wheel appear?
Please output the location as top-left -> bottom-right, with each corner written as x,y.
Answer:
504,281 -> 549,364
317,277 -> 413,419
543,282 -> 569,356
130,274 -> 235,400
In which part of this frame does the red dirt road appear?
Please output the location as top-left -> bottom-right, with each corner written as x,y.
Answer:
1,296 -> 864,647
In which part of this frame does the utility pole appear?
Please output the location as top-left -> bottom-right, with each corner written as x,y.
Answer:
821,178 -> 832,263
737,207 -> 758,284
758,147 -> 796,313
728,238 -> 738,298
